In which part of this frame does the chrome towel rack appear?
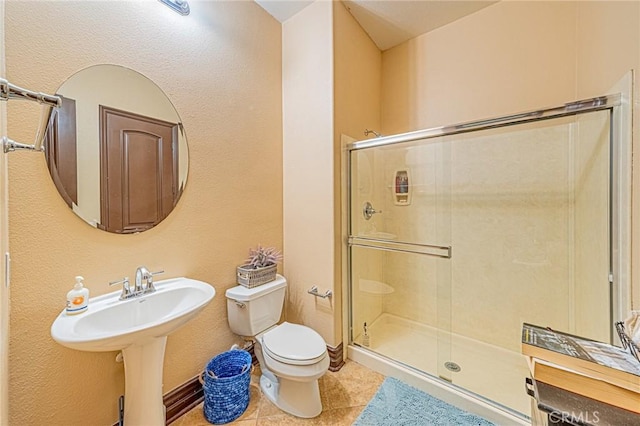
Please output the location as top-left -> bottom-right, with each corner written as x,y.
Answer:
1,78 -> 61,153
1,78 -> 61,106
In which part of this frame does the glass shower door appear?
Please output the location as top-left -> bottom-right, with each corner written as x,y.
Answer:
348,136 -> 453,382
444,111 -> 612,414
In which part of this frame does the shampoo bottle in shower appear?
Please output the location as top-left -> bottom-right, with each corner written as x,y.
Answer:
362,322 -> 370,347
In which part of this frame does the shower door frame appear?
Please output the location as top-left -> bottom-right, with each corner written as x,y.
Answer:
344,93 -> 630,407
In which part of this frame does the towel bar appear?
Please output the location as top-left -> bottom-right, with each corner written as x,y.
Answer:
1,78 -> 61,153
307,286 -> 332,299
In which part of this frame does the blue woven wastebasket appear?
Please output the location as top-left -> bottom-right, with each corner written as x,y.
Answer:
201,349 -> 252,424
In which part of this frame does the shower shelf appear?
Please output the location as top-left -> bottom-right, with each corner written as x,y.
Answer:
393,169 -> 411,206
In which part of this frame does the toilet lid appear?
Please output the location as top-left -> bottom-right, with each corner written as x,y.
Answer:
262,322 -> 327,366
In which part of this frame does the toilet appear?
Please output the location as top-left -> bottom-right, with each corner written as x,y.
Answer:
225,275 -> 330,418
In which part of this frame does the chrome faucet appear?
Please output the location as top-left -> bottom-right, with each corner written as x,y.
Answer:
135,266 -> 164,295
109,277 -> 132,300
135,266 -> 152,293
110,266 -> 164,300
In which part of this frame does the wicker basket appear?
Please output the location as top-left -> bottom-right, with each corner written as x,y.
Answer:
201,349 -> 252,424
236,263 -> 277,288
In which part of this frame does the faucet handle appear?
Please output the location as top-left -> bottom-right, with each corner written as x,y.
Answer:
150,270 -> 165,278
145,270 -> 164,291
109,277 -> 131,300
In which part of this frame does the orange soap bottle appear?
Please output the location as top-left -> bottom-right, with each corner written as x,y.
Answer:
66,276 -> 89,315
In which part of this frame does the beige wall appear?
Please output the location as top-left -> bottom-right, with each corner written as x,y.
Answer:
333,1 -> 381,346
333,1 -> 381,142
0,2 -> 9,423
281,0 -> 381,348
381,1 -> 578,134
282,1 -> 336,345
5,1 -> 282,425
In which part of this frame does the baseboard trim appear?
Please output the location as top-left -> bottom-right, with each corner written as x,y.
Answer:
247,342 -> 259,365
165,376 -> 203,424
327,342 -> 345,372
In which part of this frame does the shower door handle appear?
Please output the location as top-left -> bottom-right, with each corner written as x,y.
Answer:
363,202 -> 381,220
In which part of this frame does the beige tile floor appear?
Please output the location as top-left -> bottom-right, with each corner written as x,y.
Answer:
173,360 -> 385,426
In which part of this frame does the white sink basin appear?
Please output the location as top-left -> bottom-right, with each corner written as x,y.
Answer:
50,276 -> 215,425
51,277 -> 215,352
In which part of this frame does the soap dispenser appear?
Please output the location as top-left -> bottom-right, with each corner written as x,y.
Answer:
66,276 -> 89,315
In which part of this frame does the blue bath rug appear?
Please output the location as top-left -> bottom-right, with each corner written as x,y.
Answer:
353,377 -> 494,426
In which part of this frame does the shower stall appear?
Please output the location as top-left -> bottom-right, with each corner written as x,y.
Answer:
346,94 -> 629,419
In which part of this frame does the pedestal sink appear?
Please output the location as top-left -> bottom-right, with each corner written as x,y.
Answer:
51,277 -> 215,425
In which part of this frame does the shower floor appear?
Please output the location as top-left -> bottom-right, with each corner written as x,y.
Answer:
358,313 -> 531,416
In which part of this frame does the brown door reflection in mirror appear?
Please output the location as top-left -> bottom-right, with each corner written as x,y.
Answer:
99,106 -> 178,234
44,95 -> 78,208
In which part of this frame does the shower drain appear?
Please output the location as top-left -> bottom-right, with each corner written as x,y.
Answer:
444,361 -> 461,372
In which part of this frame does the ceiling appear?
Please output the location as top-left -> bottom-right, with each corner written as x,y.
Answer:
255,0 -> 498,51
254,0 -> 314,22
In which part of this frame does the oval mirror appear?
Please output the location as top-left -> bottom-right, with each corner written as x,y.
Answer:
44,64 -> 188,234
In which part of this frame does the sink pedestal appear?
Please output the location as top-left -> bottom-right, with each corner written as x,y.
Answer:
122,336 -> 167,425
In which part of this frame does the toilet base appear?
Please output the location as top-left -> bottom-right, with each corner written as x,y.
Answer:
259,374 -> 322,418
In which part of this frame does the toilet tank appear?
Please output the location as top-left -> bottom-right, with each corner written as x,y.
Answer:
225,275 -> 286,337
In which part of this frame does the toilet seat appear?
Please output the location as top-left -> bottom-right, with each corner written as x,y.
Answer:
262,322 -> 327,366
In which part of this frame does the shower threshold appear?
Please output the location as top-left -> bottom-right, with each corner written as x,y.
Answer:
352,313 -> 531,419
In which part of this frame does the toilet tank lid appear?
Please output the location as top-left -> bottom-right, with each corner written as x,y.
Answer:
225,275 -> 286,302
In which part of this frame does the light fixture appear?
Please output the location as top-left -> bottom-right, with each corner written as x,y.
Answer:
159,0 -> 190,16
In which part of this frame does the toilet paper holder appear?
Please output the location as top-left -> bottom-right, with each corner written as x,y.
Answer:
307,286 -> 332,299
